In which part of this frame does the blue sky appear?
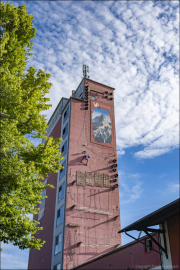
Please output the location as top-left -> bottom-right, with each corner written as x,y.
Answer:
2,1 -> 179,269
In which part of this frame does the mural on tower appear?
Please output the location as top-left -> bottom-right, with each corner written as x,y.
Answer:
91,101 -> 113,147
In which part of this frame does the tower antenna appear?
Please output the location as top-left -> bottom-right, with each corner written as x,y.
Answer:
83,64 -> 89,78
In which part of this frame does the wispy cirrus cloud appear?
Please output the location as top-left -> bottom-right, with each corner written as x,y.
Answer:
162,182 -> 180,195
117,149 -> 125,156
118,170 -> 143,204
1,242 -> 29,269
168,183 -> 180,193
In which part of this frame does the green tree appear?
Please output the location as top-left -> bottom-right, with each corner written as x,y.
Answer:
0,2 -> 63,250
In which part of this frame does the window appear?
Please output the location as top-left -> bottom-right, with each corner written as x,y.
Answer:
58,182 -> 65,202
62,123 -> 68,140
55,233 -> 62,255
92,96 -> 96,100
57,205 -> 64,227
60,160 -> 66,180
63,107 -> 69,123
54,263 -> 61,270
145,239 -> 152,252
39,189 -> 46,205
38,179 -> 47,221
61,141 -> 67,156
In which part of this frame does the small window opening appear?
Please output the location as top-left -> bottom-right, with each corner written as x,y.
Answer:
146,239 -> 152,252
63,107 -> 69,123
58,182 -> 65,201
61,141 -> 67,156
60,161 -> 66,180
54,263 -> 61,270
62,124 -> 68,140
55,233 -> 62,255
57,205 -> 64,227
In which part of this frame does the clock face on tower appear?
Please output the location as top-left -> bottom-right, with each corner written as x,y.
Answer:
91,101 -> 113,147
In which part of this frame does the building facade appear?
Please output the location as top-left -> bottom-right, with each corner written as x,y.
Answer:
71,199 -> 180,270
28,78 -> 121,270
72,234 -> 162,270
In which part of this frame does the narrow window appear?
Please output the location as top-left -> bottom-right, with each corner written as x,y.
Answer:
62,123 -> 68,140
54,263 -> 61,270
39,189 -> 46,206
55,233 -> 62,255
60,160 -> 66,180
38,180 -> 47,221
58,182 -> 65,202
63,107 -> 69,123
61,145 -> 64,153
145,239 -> 152,252
62,127 -> 65,136
61,141 -> 67,156
57,205 -> 64,227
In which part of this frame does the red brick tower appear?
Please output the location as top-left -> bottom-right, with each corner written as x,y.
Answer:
28,75 -> 121,270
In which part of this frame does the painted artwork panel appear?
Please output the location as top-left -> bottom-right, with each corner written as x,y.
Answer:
77,171 -> 86,186
94,172 -> 103,187
86,172 -> 95,186
91,101 -> 113,147
104,173 -> 111,188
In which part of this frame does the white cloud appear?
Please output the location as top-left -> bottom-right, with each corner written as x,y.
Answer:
163,182 -> 180,195
1,243 -> 29,269
158,181 -> 180,198
134,147 -> 171,159
22,1 -> 179,160
117,149 -> 125,156
167,183 -> 180,194
119,170 -> 143,204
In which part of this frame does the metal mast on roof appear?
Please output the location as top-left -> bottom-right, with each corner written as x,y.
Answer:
83,64 -> 90,78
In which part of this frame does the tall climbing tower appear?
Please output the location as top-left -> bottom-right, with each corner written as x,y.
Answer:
28,68 -> 121,270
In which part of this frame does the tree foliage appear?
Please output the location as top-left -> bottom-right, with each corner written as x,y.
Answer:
0,2 -> 63,250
